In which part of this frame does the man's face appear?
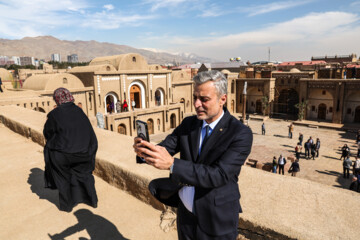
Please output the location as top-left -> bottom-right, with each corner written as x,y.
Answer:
193,81 -> 227,123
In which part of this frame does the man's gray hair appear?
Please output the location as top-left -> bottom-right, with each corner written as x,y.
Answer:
193,70 -> 227,96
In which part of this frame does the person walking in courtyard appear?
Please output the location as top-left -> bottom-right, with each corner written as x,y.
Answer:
343,156 -> 352,179
272,156 -> 277,173
304,139 -> 311,159
309,136 -> 314,144
0,77 -> 3,93
295,142 -> 302,160
289,159 -> 300,177
122,99 -> 128,112
340,144 -> 350,160
315,138 -> 321,157
262,122 -> 265,135
357,140 -> 360,158
278,154 -> 287,175
311,142 -> 316,160
356,130 -> 360,143
298,133 -> 303,146
354,157 -> 360,176
288,123 -> 294,139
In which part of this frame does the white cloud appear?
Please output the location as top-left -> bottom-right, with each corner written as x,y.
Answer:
242,0 -> 314,16
142,0 -> 190,12
103,4 -> 114,11
157,11 -> 360,61
198,3 -> 223,17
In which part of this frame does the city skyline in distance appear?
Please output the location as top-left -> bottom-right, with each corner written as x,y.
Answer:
0,0 -> 359,62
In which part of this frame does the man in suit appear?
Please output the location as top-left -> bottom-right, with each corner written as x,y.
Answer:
133,70 -> 253,240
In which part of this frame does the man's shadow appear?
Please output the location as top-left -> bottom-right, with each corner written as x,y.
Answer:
27,168 -> 59,208
48,209 -> 129,240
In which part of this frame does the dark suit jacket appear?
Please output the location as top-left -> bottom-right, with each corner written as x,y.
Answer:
150,108 -> 253,236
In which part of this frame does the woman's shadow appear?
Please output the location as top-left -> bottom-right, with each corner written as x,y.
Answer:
48,209 -> 129,240
27,167 -> 59,208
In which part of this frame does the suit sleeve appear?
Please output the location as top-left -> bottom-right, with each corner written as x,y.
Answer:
171,125 -> 252,189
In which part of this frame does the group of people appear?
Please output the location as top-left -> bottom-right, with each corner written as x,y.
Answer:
272,155 -> 300,177
110,99 -> 137,113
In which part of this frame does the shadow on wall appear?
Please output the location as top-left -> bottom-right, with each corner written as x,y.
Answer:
48,209 -> 129,240
27,168 -> 58,208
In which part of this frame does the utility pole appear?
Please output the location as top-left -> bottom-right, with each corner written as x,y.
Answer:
242,81 -> 247,124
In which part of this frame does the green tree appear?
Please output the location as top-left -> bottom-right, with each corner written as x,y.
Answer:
294,101 -> 308,121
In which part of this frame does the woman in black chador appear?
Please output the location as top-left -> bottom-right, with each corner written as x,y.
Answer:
43,88 -> 98,212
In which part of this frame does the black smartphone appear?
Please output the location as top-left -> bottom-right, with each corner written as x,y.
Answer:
136,120 -> 150,142
136,120 -> 149,164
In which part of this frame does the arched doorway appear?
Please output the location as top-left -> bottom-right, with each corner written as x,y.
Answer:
170,114 -> 176,128
147,119 -> 154,134
277,89 -> 299,115
155,88 -> 164,106
105,92 -> 118,114
118,124 -> 126,135
255,100 -> 262,114
354,106 -> 360,123
318,103 -> 327,120
130,85 -> 141,109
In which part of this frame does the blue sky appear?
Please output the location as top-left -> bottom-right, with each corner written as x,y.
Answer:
0,0 -> 360,62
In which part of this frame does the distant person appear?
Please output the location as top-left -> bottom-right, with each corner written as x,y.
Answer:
309,136 -> 313,144
315,138 -> 321,157
349,174 -> 359,192
343,156 -> 352,179
272,156 -> 277,173
304,140 -> 311,159
0,77 -> 3,93
278,154 -> 287,175
155,94 -> 161,106
354,157 -> 360,176
261,122 -> 265,135
298,133 -> 303,146
357,139 -> 360,158
340,144 -> 350,161
311,142 -> 316,160
123,99 -> 128,112
43,88 -> 98,212
116,100 -> 121,113
295,142 -> 302,160
289,159 -> 300,177
131,99 -> 136,111
288,123 -> 294,139
356,130 -> 360,143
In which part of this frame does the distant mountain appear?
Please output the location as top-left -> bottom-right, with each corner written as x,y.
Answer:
0,36 -> 216,65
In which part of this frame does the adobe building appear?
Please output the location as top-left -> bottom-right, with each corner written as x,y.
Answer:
69,53 -> 186,136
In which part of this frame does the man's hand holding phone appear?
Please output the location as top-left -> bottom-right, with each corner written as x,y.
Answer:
134,139 -> 174,170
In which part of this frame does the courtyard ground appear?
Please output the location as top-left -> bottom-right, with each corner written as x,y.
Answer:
151,117 -> 360,190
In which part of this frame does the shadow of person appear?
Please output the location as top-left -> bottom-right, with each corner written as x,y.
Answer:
48,209 -> 129,240
27,168 -> 59,208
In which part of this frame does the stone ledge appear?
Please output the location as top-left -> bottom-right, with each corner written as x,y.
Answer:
1,105 -> 360,240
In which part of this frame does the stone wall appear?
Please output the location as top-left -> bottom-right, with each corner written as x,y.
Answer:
1,105 -> 359,240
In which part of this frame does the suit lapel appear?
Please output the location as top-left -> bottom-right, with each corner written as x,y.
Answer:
190,119 -> 202,162
198,111 -> 230,164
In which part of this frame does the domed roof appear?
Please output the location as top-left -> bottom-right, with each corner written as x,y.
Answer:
0,68 -> 13,81
69,64 -> 116,73
221,69 -> 231,74
89,53 -> 149,71
290,68 -> 301,73
23,73 -> 84,91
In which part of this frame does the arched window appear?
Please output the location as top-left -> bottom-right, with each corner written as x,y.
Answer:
147,119 -> 154,134
132,57 -> 136,62
118,124 -> 126,135
170,114 -> 176,128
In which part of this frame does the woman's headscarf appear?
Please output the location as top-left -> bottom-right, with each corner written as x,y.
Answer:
53,88 -> 74,106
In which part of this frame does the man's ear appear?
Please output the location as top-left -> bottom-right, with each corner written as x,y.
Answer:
219,94 -> 227,106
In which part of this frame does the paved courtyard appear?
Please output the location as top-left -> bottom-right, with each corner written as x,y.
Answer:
152,117 -> 360,190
